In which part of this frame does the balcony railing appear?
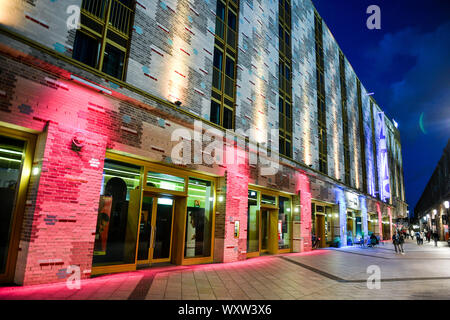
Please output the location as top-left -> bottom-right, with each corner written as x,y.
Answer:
109,0 -> 133,35
82,0 -> 133,36
82,0 -> 108,20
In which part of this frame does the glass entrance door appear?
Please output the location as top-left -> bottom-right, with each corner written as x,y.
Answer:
0,130 -> 34,283
137,195 -> 174,264
260,209 -> 270,252
0,135 -> 25,276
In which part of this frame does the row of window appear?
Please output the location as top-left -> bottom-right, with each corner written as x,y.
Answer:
209,0 -> 239,129
339,52 -> 351,185
315,12 -> 328,174
357,80 -> 368,193
70,2 -> 397,198
278,0 -> 293,158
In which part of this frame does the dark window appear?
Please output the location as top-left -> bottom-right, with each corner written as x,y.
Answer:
216,1 -> 225,20
225,57 -> 234,78
213,48 -> 223,69
75,0 -> 135,80
223,107 -> 233,129
210,100 -> 221,125
102,44 -> 125,79
73,31 -> 99,69
228,10 -> 237,30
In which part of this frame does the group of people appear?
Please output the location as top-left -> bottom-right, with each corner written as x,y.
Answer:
392,230 -> 405,254
414,229 -> 440,246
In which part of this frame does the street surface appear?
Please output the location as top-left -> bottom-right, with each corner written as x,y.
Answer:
1,239 -> 450,300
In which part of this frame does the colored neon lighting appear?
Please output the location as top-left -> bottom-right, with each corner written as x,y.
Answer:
70,74 -> 112,95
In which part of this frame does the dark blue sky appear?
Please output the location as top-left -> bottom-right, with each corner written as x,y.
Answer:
311,0 -> 450,216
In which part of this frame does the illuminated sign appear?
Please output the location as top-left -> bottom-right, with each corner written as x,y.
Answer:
377,112 -> 390,201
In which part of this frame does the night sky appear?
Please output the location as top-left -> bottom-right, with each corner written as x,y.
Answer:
311,0 -> 450,216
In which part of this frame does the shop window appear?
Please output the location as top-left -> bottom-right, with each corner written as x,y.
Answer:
93,159 -> 142,266
0,135 -> 25,274
146,172 -> 185,192
247,190 -> 259,253
184,178 -> 214,258
278,196 -> 292,249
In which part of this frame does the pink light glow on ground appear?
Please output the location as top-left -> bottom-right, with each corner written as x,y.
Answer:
0,249 -> 332,300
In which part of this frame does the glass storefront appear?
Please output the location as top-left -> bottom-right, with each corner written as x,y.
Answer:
278,196 -> 292,250
246,188 -> 293,256
92,155 -> 216,272
312,203 -> 333,248
184,178 -> 213,258
0,135 -> 26,274
93,159 -> 142,266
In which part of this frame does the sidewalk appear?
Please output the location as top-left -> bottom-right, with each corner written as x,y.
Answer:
1,239 -> 450,300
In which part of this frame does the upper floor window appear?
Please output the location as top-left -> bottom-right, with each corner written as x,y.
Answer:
72,0 -> 135,81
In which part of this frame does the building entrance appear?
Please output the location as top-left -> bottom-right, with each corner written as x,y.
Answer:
0,128 -> 35,283
246,188 -> 293,257
137,196 -> 175,264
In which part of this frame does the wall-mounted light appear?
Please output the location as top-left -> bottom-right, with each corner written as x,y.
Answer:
32,166 -> 40,176
334,214 -> 338,218
174,100 -> 182,107
218,195 -> 224,202
70,74 -> 112,95
393,119 -> 398,128
294,207 -> 300,213
444,201 -> 449,209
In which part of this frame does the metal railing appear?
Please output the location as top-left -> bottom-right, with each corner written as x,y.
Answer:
109,0 -> 133,36
82,0 -> 108,20
82,0 -> 133,36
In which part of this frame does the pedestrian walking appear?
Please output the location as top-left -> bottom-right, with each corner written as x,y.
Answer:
398,232 -> 405,254
420,231 -> 425,245
410,229 -> 415,240
415,231 -> 421,245
433,230 -> 439,247
427,230 -> 431,243
393,231 -> 401,254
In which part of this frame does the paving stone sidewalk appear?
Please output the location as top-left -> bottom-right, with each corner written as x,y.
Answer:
1,239 -> 449,300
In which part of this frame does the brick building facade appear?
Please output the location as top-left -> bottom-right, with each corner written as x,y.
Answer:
0,0 -> 407,285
